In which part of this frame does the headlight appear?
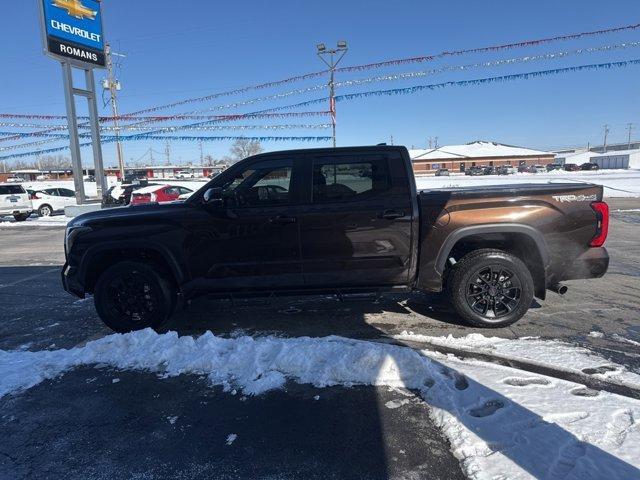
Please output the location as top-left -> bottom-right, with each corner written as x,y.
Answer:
65,226 -> 92,254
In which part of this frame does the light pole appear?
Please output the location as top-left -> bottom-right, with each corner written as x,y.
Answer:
316,41 -> 348,148
103,44 -> 126,180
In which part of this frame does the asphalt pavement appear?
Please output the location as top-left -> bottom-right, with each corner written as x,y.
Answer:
1,198 -> 639,479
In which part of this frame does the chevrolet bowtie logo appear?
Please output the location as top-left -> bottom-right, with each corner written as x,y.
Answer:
52,0 -> 97,20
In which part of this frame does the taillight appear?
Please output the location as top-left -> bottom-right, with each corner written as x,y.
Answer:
590,201 -> 609,247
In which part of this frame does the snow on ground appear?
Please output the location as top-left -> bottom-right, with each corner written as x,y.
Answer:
415,169 -> 640,198
0,214 -> 71,227
395,332 -> 640,389
1,329 -> 639,479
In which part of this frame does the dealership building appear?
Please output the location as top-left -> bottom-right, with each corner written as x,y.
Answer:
410,141 -> 556,174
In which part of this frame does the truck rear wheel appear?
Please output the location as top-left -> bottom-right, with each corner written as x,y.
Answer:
94,261 -> 175,333
446,249 -> 534,328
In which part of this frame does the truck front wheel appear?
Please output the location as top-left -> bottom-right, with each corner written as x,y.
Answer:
94,261 -> 175,333
446,249 -> 534,328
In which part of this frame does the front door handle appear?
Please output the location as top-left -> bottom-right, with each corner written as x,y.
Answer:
380,210 -> 405,220
270,215 -> 297,224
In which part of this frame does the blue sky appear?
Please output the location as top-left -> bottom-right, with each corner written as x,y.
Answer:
1,0 -> 639,167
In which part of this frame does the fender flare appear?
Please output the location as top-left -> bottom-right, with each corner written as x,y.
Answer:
435,223 -> 550,276
79,240 -> 186,286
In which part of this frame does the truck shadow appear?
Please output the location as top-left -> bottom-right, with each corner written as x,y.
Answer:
167,294 -> 639,479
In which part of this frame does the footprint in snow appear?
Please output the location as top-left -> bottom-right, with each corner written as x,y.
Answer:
469,400 -> 504,418
604,410 -> 636,447
439,367 -> 468,390
503,377 -> 551,387
581,365 -> 618,375
570,387 -> 599,397
547,441 -> 586,479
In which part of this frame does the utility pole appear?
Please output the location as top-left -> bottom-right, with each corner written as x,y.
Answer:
199,140 -> 204,165
103,44 -> 127,180
389,135 -> 394,146
316,41 -> 348,148
603,124 -> 610,153
627,123 -> 635,149
165,141 -> 171,165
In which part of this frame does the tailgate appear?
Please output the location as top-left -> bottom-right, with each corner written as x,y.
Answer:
2,193 -> 31,209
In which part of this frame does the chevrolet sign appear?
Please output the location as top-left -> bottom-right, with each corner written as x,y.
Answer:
39,0 -> 105,68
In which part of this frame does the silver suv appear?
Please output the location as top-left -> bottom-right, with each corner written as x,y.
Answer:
0,184 -> 33,221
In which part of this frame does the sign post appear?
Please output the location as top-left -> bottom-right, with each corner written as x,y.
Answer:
38,0 -> 107,204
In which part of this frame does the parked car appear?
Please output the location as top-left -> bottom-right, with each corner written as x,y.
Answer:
580,162 -> 600,171
36,174 -> 50,182
130,185 -> 194,205
175,171 -> 195,179
102,182 -> 160,208
434,168 -> 450,176
62,145 -> 610,333
532,165 -> 547,173
0,184 -> 32,221
546,164 -> 564,172
497,166 -> 517,175
564,163 -> 580,172
482,166 -> 498,175
465,166 -> 484,176
5,176 -> 25,183
29,187 -> 77,217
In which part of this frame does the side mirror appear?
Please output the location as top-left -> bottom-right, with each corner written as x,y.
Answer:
203,187 -> 224,206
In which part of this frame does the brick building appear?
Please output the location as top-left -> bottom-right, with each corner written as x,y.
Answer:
410,141 -> 556,174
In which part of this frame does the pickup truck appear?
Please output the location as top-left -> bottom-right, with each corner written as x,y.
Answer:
62,146 -> 609,332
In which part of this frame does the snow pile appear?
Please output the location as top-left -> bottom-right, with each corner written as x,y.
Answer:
2,329 -> 639,479
0,215 -> 70,227
395,332 -> 640,390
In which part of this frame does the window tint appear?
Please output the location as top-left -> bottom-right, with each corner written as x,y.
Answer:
165,186 -> 180,195
179,187 -> 192,194
313,159 -> 390,203
0,185 -> 25,195
59,188 -> 75,197
222,164 -> 292,207
44,189 -> 59,196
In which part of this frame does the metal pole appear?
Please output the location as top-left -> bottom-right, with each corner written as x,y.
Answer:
61,62 -> 86,205
329,64 -> 336,148
603,124 -> 609,153
85,68 -> 107,198
106,44 -> 125,179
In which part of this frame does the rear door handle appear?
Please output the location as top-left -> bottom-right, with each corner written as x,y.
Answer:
270,215 -> 297,224
380,210 -> 405,220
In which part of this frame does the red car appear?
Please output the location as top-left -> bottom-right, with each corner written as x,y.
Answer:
130,185 -> 193,205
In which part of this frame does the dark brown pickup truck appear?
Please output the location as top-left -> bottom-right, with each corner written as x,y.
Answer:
62,146 -> 609,332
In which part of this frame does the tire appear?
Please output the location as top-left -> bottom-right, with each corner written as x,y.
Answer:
38,204 -> 53,217
13,213 -> 30,222
94,261 -> 176,333
446,249 -> 534,328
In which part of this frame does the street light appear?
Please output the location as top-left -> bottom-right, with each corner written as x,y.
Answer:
316,40 -> 348,147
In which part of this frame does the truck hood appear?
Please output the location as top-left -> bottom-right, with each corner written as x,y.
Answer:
69,202 -> 190,228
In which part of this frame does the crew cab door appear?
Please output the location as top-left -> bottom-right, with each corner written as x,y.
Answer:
188,157 -> 303,290
299,152 -> 414,287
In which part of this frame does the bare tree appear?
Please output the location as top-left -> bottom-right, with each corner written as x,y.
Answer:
229,138 -> 263,162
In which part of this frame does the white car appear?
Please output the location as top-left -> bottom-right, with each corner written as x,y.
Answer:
175,171 -> 195,179
30,187 -> 77,217
0,184 -> 33,221
6,176 -> 25,183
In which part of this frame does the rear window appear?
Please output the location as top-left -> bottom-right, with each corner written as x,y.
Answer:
0,185 -> 25,195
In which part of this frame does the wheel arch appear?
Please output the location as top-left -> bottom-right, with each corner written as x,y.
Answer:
436,224 -> 550,299
79,241 -> 185,294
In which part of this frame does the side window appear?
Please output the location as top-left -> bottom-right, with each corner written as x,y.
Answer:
313,158 -> 390,203
165,187 -> 180,195
59,189 -> 75,197
222,162 -> 292,207
44,189 -> 59,196
179,187 -> 192,195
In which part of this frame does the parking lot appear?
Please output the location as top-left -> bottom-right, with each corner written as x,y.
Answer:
1,198 -> 639,479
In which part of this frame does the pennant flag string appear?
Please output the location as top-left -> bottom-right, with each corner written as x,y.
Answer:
0,136 -> 332,161
334,59 -> 640,103
334,40 -> 640,89
123,22 -> 640,116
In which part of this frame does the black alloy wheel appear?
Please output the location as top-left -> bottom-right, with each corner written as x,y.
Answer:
465,265 -> 522,321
